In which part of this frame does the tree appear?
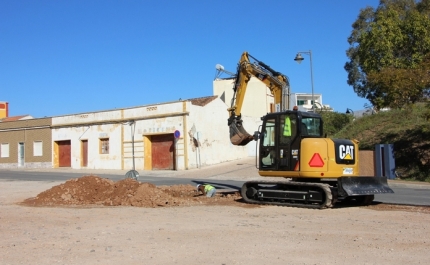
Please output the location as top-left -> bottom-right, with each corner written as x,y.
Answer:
345,0 -> 430,110
320,112 -> 352,137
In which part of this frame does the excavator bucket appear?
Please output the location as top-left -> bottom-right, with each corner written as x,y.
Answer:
229,119 -> 254,146
338,176 -> 394,196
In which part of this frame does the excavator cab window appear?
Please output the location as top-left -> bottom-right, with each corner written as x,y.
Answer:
301,117 -> 322,137
280,114 -> 297,144
262,118 -> 276,147
261,118 -> 276,166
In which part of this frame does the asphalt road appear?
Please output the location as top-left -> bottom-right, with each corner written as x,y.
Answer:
1,169 -> 429,206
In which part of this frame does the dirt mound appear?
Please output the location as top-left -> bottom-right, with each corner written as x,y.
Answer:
22,175 -> 427,212
22,175 -> 243,208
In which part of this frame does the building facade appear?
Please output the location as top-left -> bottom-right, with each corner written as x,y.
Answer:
50,96 -> 258,170
0,117 -> 52,168
0,96 -> 260,170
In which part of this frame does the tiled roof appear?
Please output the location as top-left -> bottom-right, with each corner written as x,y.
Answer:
0,115 -> 32,122
189,96 -> 218,106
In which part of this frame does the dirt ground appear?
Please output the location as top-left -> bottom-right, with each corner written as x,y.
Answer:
1,175 -> 430,265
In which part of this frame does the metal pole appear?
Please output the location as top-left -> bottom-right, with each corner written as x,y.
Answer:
294,50 -> 315,112
130,121 -> 135,171
309,50 -> 315,113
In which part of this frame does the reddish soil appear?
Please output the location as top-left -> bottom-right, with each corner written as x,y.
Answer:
20,175 -> 430,214
21,175 -> 246,208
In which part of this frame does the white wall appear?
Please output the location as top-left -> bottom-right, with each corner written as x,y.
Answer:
52,123 -> 123,169
52,102 -> 187,170
51,98 -> 261,171
186,98 -> 260,169
213,78 -> 273,118
122,102 -> 186,170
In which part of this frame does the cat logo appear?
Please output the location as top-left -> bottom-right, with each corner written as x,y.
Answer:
339,145 -> 354,160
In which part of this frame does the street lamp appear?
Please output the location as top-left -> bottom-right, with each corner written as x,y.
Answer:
346,108 -> 354,116
294,50 -> 315,112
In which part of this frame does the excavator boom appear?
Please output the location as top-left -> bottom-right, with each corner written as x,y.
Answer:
228,52 -> 290,146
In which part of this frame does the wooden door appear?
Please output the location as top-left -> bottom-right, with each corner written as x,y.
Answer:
81,140 -> 88,167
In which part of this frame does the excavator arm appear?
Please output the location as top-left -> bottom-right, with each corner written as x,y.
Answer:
228,52 -> 290,145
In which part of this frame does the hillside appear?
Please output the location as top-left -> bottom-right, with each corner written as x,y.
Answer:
332,103 -> 430,181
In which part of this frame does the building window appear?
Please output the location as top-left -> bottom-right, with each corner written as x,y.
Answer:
1,143 -> 9,158
297,100 -> 305,106
33,141 -> 43,156
100,138 -> 109,154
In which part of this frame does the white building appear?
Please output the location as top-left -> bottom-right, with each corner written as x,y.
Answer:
51,96 -> 260,170
289,93 -> 331,112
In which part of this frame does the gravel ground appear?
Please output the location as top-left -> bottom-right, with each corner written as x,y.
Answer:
1,178 -> 430,265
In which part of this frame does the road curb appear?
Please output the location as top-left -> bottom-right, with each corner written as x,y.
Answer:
388,180 -> 430,189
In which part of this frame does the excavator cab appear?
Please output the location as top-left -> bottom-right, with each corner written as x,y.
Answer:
258,110 -> 323,172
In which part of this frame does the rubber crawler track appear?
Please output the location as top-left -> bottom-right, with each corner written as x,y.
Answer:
241,180 -> 335,209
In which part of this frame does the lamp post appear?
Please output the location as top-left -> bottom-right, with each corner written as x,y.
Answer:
346,108 -> 354,116
294,50 -> 315,112
125,120 -> 139,180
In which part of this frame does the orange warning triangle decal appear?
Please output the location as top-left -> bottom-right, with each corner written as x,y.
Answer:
309,153 -> 324,167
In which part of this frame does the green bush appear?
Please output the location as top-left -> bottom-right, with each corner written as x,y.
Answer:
323,103 -> 430,181
320,111 -> 352,137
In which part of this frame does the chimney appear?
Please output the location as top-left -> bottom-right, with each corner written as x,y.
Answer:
0,101 -> 9,118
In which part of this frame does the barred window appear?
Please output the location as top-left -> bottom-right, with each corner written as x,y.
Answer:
100,138 -> 109,154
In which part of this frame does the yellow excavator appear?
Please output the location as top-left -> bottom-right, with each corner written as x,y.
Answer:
227,51 -> 393,209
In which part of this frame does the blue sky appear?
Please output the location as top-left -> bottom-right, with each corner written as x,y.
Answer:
1,0 -> 380,118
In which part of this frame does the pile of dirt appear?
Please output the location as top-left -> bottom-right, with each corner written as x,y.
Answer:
20,175 -> 429,213
22,175 -> 242,208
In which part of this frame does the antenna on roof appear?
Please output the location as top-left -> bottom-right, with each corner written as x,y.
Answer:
214,64 -> 236,80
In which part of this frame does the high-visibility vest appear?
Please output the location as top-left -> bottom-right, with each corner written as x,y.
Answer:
204,184 -> 215,193
283,116 -> 292,136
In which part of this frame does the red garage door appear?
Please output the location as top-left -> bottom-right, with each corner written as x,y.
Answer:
58,140 -> 71,167
151,134 -> 174,170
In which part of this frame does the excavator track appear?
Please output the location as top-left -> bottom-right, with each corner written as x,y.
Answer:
241,180 -> 335,209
